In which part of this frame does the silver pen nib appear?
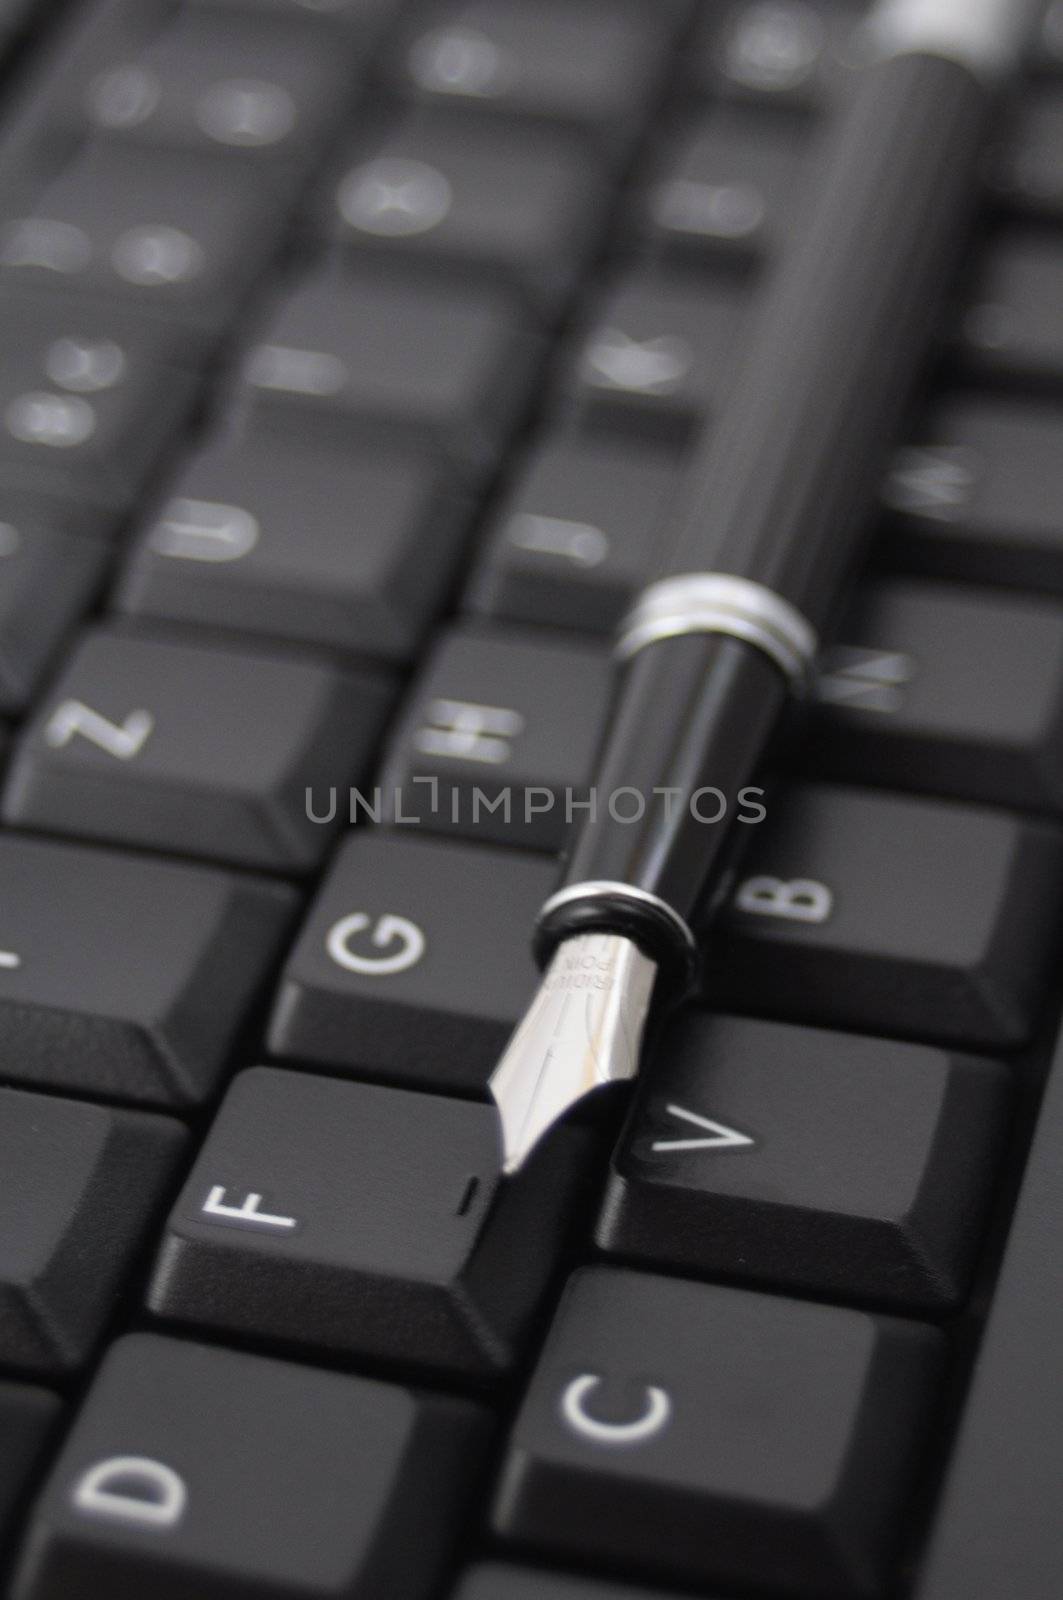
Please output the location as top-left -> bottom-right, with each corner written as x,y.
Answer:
488,932 -> 658,1176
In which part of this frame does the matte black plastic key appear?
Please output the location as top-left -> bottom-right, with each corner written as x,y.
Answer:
694,0 -> 861,113
0,517 -> 104,712
710,777 -> 1063,1049
396,0 -> 678,153
598,1013 -> 1009,1311
75,11 -> 356,170
961,231 -> 1063,390
268,831 -> 555,1093
1037,0 -> 1063,70
239,262 -> 539,469
0,144 -> 284,346
13,1333 -> 487,1600
644,105 -> 807,265
380,625 -> 611,850
465,435 -> 678,634
0,1087 -> 184,1373
0,485 -> 109,544
0,834 -> 295,1106
0,1383 -> 58,1545
915,1018 -> 1063,1600
566,268 -> 748,443
458,1570 -> 678,1600
712,783 -> 1063,1048
117,429 -> 465,661
0,0 -> 42,42
884,397 -> 1063,591
329,111 -> 604,311
805,578 -> 1063,811
190,0 -> 397,36
494,1266 -> 942,1597
993,86 -> 1063,222
3,626 -> 393,870
150,1066 -> 588,1375
0,304 -> 197,507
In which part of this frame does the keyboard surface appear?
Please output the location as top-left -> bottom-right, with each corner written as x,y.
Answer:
1,1 -> 1063,1597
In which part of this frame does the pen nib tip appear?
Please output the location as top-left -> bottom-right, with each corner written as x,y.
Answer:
488,932 -> 658,1176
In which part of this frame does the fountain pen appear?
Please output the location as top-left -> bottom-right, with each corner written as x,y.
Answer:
489,0 -> 1041,1173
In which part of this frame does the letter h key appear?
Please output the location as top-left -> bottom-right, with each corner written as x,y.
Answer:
382,627 -> 611,849
413,699 -> 525,764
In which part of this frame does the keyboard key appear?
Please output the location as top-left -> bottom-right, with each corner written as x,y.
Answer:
493,1266 -> 942,1596
381,626 -> 611,849
961,233 -> 1063,389
0,305 -> 197,506
0,1384 -> 58,1544
883,398 -> 1063,591
644,106 -> 806,265
712,783 -> 1063,1048
329,113 -> 604,312
0,0 -> 42,39
0,516 -> 104,712
0,1088 -> 183,1373
0,145 -> 283,345
993,88 -> 1063,223
1038,0 -> 1063,72
3,627 -> 392,870
240,263 -> 539,469
267,831 -> 554,1094
116,430 -> 465,661
150,1066 -> 587,1375
566,269 -> 747,443
805,579 -> 1063,811
0,834 -> 294,1106
397,0 -> 675,152
465,434 -> 678,634
190,0 -> 396,37
598,1014 -> 1008,1311
13,1333 -> 486,1600
0,484 -> 110,543
457,1570 -> 677,1600
914,1018 -> 1063,1600
77,12 -> 354,169
694,0 -> 861,113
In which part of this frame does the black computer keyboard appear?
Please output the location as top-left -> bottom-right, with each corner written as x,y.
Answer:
1,1 -> 1063,1597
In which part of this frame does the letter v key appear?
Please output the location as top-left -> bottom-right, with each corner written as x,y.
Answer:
651,1103 -> 755,1153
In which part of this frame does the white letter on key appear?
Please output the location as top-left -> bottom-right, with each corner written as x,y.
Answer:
201,1186 -> 298,1231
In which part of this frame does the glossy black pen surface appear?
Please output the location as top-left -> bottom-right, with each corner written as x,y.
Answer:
666,52 -> 989,626
537,634 -> 784,981
542,48 -> 996,977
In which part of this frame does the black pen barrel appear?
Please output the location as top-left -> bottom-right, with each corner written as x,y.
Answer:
493,1 -> 1044,1177
535,633 -> 784,975
538,42 -> 1009,985
666,50 -> 988,621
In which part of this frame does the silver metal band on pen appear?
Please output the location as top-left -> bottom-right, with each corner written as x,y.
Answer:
616,573 -> 820,688
537,574 -> 820,958
536,880 -> 700,963
868,0 -> 1037,83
